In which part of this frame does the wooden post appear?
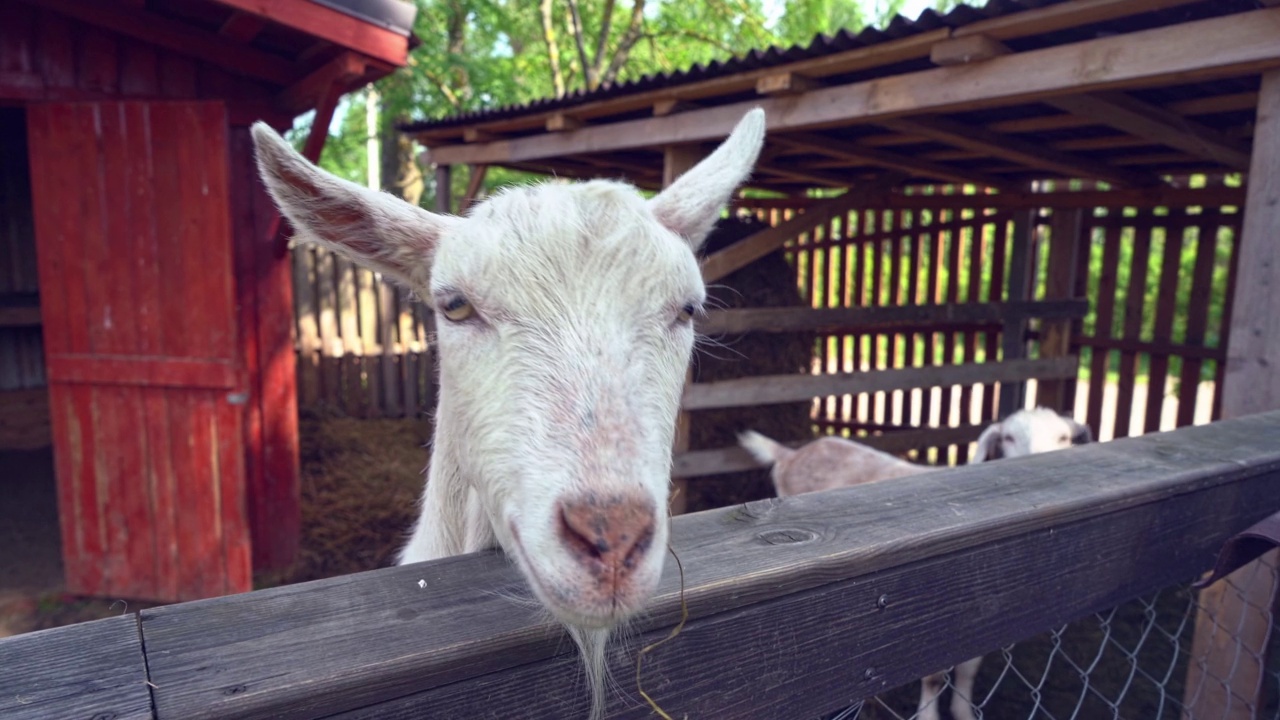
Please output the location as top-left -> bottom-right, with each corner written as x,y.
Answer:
435,164 -> 452,214
999,208 -> 1036,418
1182,68 -> 1280,720
665,144 -> 706,516
1036,207 -> 1084,413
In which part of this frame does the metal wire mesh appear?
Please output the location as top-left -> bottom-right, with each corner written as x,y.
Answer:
822,553 -> 1279,720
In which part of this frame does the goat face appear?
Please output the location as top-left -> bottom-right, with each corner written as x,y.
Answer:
251,110 -> 764,630
974,407 -> 1092,462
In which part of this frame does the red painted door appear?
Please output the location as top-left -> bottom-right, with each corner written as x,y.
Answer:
27,101 -> 251,601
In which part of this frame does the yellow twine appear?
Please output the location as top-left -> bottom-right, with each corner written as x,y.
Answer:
635,545 -> 689,720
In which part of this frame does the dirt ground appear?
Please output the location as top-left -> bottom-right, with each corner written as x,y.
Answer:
0,412 -> 431,637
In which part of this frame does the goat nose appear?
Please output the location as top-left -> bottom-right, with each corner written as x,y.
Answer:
558,494 -> 656,580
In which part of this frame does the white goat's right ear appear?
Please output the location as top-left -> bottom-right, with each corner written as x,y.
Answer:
648,108 -> 765,251
973,423 -> 1003,463
251,122 -> 456,289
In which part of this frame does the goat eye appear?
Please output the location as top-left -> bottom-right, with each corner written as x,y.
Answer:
676,303 -> 698,323
1001,434 -> 1014,444
440,295 -> 475,322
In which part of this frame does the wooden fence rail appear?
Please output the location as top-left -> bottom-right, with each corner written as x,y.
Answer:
5,412 -> 1279,719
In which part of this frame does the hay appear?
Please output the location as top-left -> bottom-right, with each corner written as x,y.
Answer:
686,216 -> 816,512
278,411 -> 432,585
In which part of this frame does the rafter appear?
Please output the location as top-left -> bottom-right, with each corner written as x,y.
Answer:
1045,93 -> 1252,170
775,132 -> 1016,190
425,7 -> 1280,166
883,115 -> 1164,187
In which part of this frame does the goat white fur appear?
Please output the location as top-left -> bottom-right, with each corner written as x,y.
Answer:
740,407 -> 1091,720
251,110 -> 765,719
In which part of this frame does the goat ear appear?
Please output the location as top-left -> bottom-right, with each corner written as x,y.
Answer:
251,122 -> 455,289
973,423 -> 1003,463
648,108 -> 765,251
1065,416 -> 1093,445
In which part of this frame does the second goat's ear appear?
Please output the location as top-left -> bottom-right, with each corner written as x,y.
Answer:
973,423 -> 1003,463
1066,416 -> 1093,445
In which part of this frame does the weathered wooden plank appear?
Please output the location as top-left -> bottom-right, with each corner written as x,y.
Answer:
1037,207 -> 1085,412
672,423 -> 987,478
1175,210 -> 1222,427
1113,214 -> 1155,438
682,356 -> 1078,411
140,412 -> 1280,719
0,615 -> 152,720
699,300 -> 1088,336
1084,220 -> 1123,436
1143,212 -> 1189,433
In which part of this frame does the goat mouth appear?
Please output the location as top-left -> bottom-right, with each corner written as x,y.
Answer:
507,522 -> 651,628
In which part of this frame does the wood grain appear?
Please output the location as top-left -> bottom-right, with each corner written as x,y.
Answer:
0,615 -> 151,720
138,411 -> 1280,719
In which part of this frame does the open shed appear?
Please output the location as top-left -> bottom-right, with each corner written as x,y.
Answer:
0,0 -> 415,601
398,0 -> 1279,513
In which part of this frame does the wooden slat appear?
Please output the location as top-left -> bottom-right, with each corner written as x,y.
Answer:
0,616 -> 152,720
683,356 -> 1077,411
1084,221 -> 1123,436
137,412 -> 1280,719
426,7 -> 1280,166
46,356 -> 239,389
1112,214 -> 1155,438
1175,210 -> 1222,427
1037,208 -> 1085,412
1142,212 -> 1189,433
673,424 -> 988,479
774,132 -> 1014,189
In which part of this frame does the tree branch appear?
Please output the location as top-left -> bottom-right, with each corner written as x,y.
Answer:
601,0 -> 645,87
540,0 -> 566,98
592,0 -> 617,82
565,0 -> 595,90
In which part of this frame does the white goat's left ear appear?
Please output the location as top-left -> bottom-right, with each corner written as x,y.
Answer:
649,108 -> 765,251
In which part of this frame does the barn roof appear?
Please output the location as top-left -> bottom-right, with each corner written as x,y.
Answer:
403,0 -> 1274,193
8,0 -> 418,120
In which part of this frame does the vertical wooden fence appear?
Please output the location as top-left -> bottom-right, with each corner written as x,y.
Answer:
289,183 -> 1244,456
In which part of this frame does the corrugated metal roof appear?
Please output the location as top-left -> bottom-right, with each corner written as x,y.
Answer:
400,0 -> 1254,134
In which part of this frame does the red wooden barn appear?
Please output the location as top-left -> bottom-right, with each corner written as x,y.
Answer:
0,0 -> 415,601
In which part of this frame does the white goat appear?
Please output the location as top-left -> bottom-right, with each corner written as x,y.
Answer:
251,110 -> 765,719
740,407 -> 1091,720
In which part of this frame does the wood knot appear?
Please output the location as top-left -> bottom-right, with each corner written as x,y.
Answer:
756,528 -> 817,545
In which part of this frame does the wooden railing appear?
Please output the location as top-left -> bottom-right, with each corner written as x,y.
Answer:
5,411 -> 1279,719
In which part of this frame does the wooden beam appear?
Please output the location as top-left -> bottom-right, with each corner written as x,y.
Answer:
463,128 -> 503,143
23,0 -> 298,85
775,132 -> 1015,190
653,98 -> 698,116
884,115 -> 1164,187
277,52 -> 367,114
545,112 -> 582,132
459,164 -> 488,213
673,424 -> 990,478
700,176 -> 900,284
1223,69 -> 1280,417
756,72 -> 822,95
682,357 -> 1078,411
210,0 -> 410,67
219,11 -> 268,43
930,34 -> 1011,66
435,164 -> 452,214
426,7 -> 1280,166
128,412 -> 1280,719
1046,93 -> 1253,170
698,299 -> 1088,336
755,161 -> 853,188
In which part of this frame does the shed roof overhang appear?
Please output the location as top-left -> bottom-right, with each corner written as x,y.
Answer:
405,0 -> 1276,193
6,0 -> 417,119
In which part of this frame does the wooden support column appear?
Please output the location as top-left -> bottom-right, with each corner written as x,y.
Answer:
665,144 -> 706,516
1182,68 -> 1280,720
999,209 -> 1036,418
435,163 -> 452,214
1036,208 -> 1084,413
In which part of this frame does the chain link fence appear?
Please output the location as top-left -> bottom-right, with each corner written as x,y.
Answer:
822,553 -> 1279,720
